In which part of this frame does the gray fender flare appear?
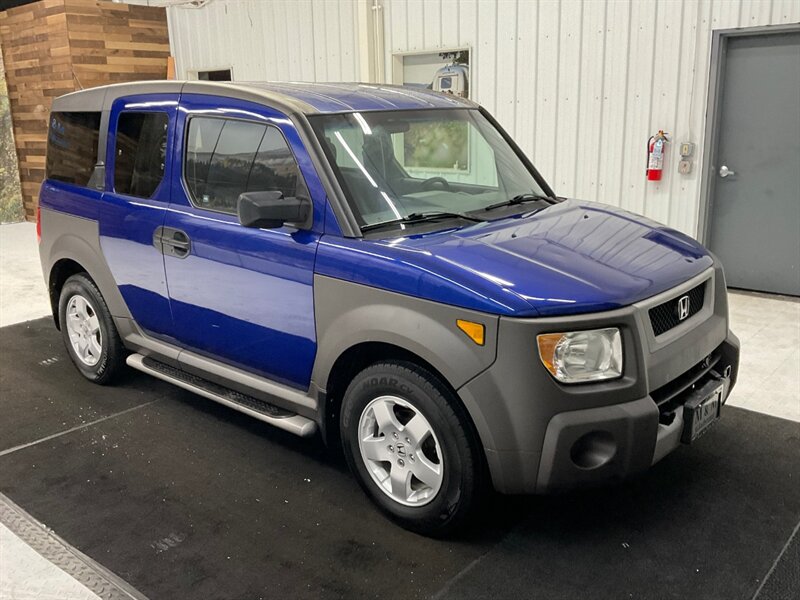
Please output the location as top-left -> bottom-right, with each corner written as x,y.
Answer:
311,275 -> 500,449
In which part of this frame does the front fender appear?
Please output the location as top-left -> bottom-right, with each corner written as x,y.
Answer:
311,274 -> 499,392
311,274 -> 502,451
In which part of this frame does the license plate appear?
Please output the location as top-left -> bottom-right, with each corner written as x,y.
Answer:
683,384 -> 723,443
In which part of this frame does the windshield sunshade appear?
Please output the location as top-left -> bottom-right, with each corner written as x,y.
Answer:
309,109 -> 550,233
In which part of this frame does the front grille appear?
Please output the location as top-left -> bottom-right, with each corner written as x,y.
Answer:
649,282 -> 706,336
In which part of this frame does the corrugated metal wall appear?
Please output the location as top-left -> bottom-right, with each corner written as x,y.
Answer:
167,0 -> 800,237
167,0 -> 362,82
383,0 -> 800,236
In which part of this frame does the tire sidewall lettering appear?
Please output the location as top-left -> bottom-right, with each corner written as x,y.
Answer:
361,376 -> 413,396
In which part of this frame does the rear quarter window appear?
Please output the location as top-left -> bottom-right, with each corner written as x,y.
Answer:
46,112 -> 102,187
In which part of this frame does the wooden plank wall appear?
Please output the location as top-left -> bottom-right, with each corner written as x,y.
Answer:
0,0 -> 169,219
0,0 -> 70,218
67,0 -> 169,89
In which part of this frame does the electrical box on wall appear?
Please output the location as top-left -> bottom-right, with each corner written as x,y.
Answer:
678,142 -> 695,175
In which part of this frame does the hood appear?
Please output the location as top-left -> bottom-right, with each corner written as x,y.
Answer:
317,199 -> 714,317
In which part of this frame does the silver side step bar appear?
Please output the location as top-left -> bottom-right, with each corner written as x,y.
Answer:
126,354 -> 317,438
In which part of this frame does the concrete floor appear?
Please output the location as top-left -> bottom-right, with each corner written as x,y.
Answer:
0,222 -> 50,328
0,524 -> 101,600
0,220 -> 798,598
726,290 -> 800,422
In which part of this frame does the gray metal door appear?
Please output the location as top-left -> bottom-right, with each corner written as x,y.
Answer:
708,31 -> 800,296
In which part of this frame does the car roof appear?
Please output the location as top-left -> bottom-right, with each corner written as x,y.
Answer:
236,81 -> 475,113
51,80 -> 476,115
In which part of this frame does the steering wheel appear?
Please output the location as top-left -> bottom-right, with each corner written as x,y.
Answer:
421,176 -> 452,192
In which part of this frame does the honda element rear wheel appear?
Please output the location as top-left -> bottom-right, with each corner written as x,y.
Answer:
59,273 -> 126,385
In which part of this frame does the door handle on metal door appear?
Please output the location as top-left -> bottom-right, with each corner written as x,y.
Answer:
153,227 -> 191,258
719,165 -> 735,178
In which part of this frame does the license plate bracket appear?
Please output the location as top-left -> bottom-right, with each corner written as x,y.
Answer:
681,380 -> 724,444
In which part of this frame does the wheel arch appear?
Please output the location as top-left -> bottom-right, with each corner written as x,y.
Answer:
40,209 -> 132,329
321,341 -> 454,445
48,258 -> 89,328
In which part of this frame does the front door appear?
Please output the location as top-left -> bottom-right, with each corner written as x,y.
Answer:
707,30 -> 800,296
162,95 -> 322,390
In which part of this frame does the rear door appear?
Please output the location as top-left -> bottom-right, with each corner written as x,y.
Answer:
161,94 -> 323,389
101,95 -> 177,337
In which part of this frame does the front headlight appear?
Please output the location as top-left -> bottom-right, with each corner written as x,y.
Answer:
537,328 -> 623,383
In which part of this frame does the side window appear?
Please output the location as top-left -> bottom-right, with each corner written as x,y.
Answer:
247,126 -> 310,199
185,117 -> 308,214
46,111 -> 102,187
203,120 -> 265,212
114,112 -> 169,198
184,117 -> 224,205
185,118 -> 263,213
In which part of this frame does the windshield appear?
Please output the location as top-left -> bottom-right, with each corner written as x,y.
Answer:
309,109 -> 549,232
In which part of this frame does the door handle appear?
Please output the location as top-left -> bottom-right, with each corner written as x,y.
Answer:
168,231 -> 191,258
153,227 -> 191,258
719,165 -> 735,178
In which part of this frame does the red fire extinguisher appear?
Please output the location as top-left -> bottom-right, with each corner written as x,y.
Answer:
646,130 -> 669,181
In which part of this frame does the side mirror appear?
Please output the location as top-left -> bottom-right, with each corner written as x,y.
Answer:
237,191 -> 312,230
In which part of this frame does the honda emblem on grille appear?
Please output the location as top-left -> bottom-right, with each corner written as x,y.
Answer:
677,295 -> 690,321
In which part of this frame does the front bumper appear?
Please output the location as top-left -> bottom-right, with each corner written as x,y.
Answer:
535,335 -> 739,492
457,265 -> 741,494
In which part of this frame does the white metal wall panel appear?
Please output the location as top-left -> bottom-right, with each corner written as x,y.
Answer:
533,0 -> 559,190
381,0 -> 800,237
573,0 -> 606,205
166,0 -> 361,83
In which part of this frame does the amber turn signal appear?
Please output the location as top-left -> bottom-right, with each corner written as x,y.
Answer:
536,332 -> 563,376
456,319 -> 485,346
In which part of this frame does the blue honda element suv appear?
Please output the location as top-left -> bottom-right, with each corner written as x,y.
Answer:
39,81 -> 740,535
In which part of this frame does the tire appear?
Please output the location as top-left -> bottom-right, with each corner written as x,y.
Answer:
340,361 -> 483,536
58,273 -> 126,385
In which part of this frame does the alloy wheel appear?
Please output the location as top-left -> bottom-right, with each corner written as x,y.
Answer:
65,295 -> 103,366
357,395 -> 444,506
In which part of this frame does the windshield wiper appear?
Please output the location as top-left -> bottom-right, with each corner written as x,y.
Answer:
361,211 -> 487,233
484,193 -> 553,212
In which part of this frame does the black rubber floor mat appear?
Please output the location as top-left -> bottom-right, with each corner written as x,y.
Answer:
1,318 -> 799,600
0,319 -> 169,452
756,523 -> 800,600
